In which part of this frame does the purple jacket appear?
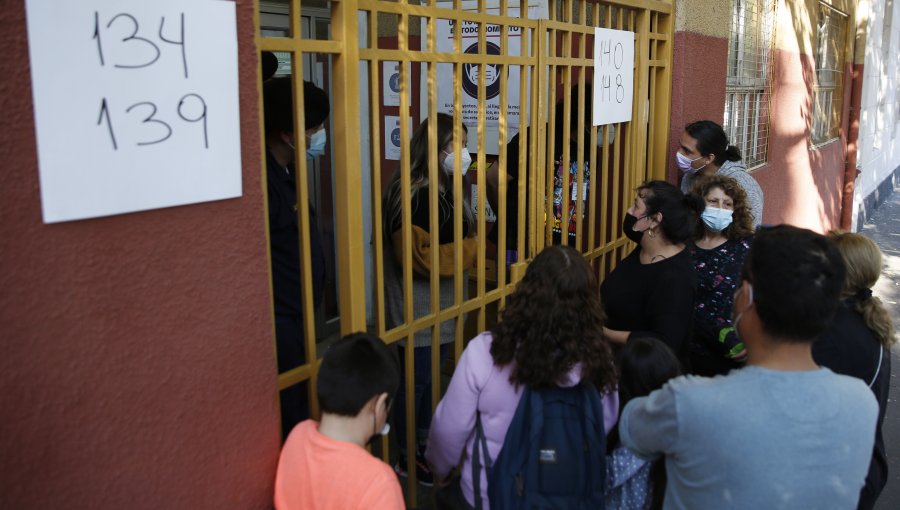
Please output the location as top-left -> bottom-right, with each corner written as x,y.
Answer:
426,332 -> 619,509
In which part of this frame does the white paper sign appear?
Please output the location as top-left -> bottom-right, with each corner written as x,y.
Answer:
25,0 -> 242,223
592,28 -> 634,126
384,116 -> 413,161
432,1 -> 547,143
382,61 -> 404,107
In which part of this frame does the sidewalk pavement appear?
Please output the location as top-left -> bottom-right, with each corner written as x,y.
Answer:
859,184 -> 900,510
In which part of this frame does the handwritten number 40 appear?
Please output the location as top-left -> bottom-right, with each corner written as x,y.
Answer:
98,95 -> 209,150
93,11 -> 188,79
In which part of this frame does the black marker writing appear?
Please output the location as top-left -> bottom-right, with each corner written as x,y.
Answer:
97,98 -> 117,150
107,13 -> 161,69
159,13 -> 188,79
126,101 -> 173,146
177,93 -> 208,148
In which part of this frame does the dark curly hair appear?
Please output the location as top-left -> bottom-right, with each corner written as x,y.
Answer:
691,175 -> 755,241
490,245 -> 617,391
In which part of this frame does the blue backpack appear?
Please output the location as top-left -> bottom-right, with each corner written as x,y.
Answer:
472,383 -> 607,510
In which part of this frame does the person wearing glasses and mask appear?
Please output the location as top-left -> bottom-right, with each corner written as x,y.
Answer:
263,77 -> 330,437
676,120 -> 763,227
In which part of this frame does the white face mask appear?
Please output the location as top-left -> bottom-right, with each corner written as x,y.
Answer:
306,128 -> 327,159
701,206 -> 734,232
442,148 -> 472,176
676,151 -> 706,173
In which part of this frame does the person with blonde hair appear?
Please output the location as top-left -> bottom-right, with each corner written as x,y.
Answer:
813,232 -> 895,510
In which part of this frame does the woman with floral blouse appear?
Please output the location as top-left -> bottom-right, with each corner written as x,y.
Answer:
689,175 -> 755,376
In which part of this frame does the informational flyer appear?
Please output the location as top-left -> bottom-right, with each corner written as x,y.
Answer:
384,116 -> 413,161
429,1 -> 548,150
25,0 -> 242,223
383,61 -> 404,107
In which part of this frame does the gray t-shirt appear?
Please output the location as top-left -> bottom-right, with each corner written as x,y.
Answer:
620,366 -> 877,510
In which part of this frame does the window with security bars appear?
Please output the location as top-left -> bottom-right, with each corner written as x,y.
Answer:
811,3 -> 848,144
724,0 -> 775,169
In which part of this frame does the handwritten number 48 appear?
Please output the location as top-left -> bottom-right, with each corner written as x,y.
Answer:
98,95 -> 209,150
93,11 -> 188,79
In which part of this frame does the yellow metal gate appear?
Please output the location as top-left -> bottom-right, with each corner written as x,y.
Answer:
257,0 -> 674,504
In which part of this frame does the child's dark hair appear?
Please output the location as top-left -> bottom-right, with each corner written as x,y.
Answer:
617,335 -> 683,405
743,225 -> 846,342
316,333 -> 400,416
609,335 -> 682,510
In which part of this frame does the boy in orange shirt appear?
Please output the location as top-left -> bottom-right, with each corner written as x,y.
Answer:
274,333 -> 404,509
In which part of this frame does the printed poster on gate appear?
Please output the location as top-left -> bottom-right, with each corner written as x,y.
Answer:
430,1 -> 548,149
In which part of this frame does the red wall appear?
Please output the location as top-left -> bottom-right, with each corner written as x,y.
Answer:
747,50 -> 849,231
667,31 -> 728,183
0,1 -> 280,508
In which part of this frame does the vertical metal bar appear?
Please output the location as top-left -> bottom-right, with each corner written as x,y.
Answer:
394,5 -> 418,499
476,0 -> 487,334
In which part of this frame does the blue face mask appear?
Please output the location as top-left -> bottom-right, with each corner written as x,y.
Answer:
306,128 -> 327,159
701,206 -> 733,232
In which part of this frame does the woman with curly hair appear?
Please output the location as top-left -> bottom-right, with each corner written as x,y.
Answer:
813,232 -> 895,510
426,245 -> 619,509
688,175 -> 755,376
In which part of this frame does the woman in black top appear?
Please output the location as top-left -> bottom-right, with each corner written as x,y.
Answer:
600,180 -> 704,363
813,232 -> 895,510
688,175 -> 755,376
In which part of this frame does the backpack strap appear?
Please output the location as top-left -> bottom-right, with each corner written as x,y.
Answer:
869,345 -> 884,388
472,411 -> 493,510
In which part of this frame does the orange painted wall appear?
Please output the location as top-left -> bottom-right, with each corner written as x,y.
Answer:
0,1 -> 280,508
754,50 -> 852,231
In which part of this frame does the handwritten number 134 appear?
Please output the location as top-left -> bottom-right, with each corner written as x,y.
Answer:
97,95 -> 209,150
93,11 -> 188,79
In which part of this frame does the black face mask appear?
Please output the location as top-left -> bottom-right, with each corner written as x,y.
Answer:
622,213 -> 645,243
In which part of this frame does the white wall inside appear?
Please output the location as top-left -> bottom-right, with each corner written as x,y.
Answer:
855,0 -> 900,229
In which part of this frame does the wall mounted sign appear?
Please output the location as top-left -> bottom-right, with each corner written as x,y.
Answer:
26,0 -> 242,223
429,1 -> 548,152
592,28 -> 635,126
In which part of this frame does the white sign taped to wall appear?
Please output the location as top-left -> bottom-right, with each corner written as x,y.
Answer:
429,1 -> 548,152
592,27 -> 635,125
25,0 -> 242,223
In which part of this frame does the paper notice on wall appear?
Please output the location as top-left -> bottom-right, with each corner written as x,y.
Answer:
382,61 -> 407,107
592,28 -> 635,126
430,1 -> 548,148
25,0 -> 242,223
384,116 -> 413,161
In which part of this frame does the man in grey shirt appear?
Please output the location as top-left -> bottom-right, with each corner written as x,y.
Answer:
620,225 -> 877,509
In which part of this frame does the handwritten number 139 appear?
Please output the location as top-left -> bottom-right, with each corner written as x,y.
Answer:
93,11 -> 188,79
98,95 -> 208,150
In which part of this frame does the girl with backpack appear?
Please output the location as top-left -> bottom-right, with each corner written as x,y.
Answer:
426,245 -> 619,509
605,335 -> 682,510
